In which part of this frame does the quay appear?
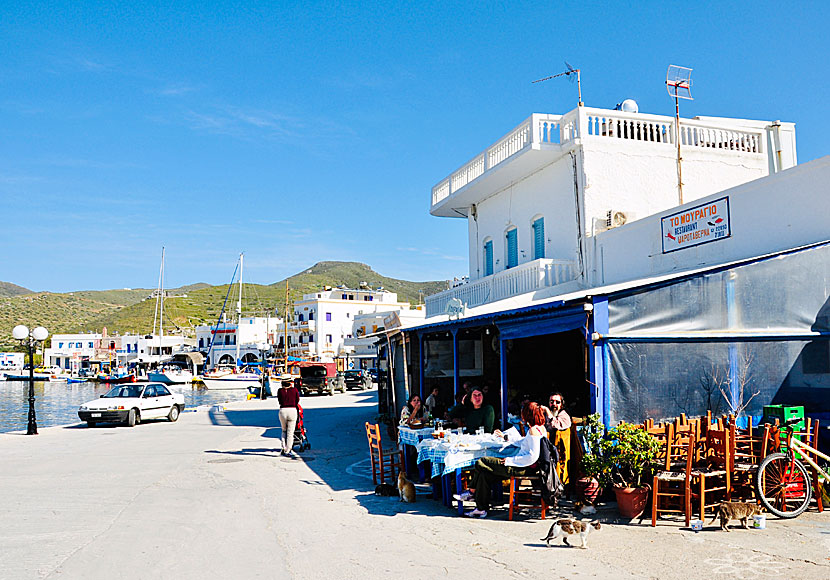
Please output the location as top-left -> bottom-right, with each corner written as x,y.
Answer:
2,391 -> 829,580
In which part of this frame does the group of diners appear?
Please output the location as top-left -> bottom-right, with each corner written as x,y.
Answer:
399,386 -> 573,519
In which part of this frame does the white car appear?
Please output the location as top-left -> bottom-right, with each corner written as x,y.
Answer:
78,383 -> 185,427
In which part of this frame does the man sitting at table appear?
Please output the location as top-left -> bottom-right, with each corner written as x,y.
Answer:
457,402 -> 548,518
464,387 -> 495,434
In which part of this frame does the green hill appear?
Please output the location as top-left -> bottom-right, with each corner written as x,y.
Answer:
0,263 -> 447,351
0,281 -> 32,298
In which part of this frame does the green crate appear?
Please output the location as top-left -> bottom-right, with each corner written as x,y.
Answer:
762,404 -> 805,433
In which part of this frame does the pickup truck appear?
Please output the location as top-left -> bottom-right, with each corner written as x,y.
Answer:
297,362 -> 343,396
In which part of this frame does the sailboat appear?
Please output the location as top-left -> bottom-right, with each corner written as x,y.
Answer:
147,248 -> 194,385
196,253 -> 262,390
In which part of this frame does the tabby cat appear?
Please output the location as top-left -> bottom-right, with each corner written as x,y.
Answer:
708,501 -> 761,531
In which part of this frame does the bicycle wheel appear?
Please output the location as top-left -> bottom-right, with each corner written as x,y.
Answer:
755,452 -> 812,518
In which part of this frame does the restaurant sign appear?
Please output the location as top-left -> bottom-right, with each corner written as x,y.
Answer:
661,197 -> 731,253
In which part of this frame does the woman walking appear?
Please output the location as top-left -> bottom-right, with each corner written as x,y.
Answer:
277,377 -> 300,456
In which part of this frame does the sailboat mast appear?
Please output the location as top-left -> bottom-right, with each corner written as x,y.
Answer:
158,247 -> 165,366
236,253 -> 243,367
284,283 -> 289,366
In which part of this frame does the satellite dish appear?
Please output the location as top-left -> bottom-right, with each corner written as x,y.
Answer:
620,99 -> 639,113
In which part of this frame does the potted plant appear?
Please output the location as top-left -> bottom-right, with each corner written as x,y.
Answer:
604,422 -> 660,518
577,413 -> 607,504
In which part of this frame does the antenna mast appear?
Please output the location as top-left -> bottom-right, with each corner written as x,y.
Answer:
532,62 -> 583,106
666,65 -> 693,205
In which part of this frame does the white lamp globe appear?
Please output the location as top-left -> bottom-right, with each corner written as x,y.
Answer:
12,325 -> 29,340
32,327 -> 49,341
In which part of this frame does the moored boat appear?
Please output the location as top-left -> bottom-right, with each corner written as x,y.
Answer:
148,365 -> 194,385
196,372 -> 261,390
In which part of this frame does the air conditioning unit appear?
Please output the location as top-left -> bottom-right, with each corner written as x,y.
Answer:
592,210 -> 635,235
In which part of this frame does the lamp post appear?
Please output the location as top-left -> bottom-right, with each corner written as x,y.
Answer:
13,324 -> 49,435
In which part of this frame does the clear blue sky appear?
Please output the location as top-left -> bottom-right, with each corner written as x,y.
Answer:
2,1 -> 827,292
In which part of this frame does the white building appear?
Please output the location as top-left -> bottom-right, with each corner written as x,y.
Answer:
119,334 -> 195,367
394,101 -> 830,427
196,316 -> 282,368
283,287 -> 411,362
0,352 -> 25,373
342,306 -> 426,369
45,333 -> 102,372
427,105 -> 796,316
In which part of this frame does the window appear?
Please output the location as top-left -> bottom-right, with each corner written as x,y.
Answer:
505,227 -> 518,269
309,311 -> 314,321
364,295 -> 373,301
532,217 -> 545,259
198,338 -> 203,348
348,294 -> 354,300
326,312 -> 332,322
298,313 -> 304,322
58,342 -> 64,349
342,294 -> 347,299
346,313 -> 350,318
326,334 -> 332,343
483,239 -> 494,276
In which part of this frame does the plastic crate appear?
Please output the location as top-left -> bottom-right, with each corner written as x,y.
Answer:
762,405 -> 805,433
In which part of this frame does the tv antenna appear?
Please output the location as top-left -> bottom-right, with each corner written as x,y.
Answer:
666,65 -> 693,204
533,62 -> 583,106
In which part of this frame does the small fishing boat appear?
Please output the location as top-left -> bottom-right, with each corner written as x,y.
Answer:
148,363 -> 193,385
67,377 -> 88,384
96,372 -> 137,384
196,373 -> 262,390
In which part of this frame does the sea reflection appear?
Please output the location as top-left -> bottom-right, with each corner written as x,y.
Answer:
0,380 -> 247,433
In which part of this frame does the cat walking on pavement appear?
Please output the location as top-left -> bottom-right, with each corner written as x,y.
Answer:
541,518 -> 601,549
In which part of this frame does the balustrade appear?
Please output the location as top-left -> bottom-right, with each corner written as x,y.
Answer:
424,259 -> 576,317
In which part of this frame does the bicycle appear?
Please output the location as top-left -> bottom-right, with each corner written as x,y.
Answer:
754,417 -> 830,518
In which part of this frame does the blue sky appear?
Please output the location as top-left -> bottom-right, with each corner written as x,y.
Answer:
2,1 -> 828,292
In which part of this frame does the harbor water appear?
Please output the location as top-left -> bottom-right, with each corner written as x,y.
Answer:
0,380 -> 247,433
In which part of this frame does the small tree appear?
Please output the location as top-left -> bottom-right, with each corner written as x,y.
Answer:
708,350 -> 760,417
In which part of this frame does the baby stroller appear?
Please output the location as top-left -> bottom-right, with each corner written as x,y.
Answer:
292,404 -> 311,452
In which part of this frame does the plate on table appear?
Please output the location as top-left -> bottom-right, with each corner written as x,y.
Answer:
408,422 -> 425,429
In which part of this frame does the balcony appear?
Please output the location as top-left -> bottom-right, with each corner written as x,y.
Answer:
431,107 -> 771,216
425,258 -> 577,317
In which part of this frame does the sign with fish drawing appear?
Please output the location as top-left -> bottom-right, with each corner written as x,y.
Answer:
661,196 -> 731,253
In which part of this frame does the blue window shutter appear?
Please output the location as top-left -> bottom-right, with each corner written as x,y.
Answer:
506,229 -> 518,268
533,218 -> 545,259
484,241 -> 493,276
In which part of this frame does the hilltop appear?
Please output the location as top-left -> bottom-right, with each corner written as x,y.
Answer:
0,281 -> 32,298
0,262 -> 447,350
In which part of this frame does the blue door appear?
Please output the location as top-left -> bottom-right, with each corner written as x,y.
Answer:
506,228 -> 518,269
533,217 -> 545,259
484,240 -> 494,276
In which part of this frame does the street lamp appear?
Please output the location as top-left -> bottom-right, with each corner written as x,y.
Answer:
13,324 -> 49,435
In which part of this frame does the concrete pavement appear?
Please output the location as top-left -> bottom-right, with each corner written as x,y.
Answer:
2,390 -> 829,580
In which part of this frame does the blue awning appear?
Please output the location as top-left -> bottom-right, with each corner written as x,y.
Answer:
497,309 -> 588,340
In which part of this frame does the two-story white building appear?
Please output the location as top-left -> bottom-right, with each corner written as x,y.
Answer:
393,101 -> 830,426
281,287 -> 411,363
45,333 -> 102,372
341,306 -> 426,370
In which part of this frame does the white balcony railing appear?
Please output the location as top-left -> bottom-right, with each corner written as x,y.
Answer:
431,108 -> 766,208
424,258 -> 577,317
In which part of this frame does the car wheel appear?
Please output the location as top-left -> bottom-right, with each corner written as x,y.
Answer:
126,408 -> 137,427
87,421 -> 96,428
168,406 -> 180,422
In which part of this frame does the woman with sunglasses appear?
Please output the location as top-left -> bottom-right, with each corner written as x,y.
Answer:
543,392 -> 572,486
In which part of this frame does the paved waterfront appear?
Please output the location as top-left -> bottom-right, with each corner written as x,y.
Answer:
2,391 -> 829,580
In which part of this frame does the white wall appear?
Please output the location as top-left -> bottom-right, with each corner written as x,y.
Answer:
589,156 -> 830,287
467,155 -> 579,280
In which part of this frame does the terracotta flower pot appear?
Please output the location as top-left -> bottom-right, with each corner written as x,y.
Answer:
576,476 -> 602,504
613,485 -> 650,519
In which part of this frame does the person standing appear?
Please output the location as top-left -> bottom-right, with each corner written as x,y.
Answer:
542,392 -> 572,486
277,377 -> 300,457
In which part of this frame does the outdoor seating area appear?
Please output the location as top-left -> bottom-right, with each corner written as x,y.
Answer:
364,407 -> 828,526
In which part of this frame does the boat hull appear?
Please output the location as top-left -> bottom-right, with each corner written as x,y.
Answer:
148,370 -> 194,385
197,376 -> 261,390
5,373 -> 52,381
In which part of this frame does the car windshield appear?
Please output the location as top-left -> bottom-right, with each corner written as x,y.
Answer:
301,367 -> 327,378
344,370 -> 360,377
103,385 -> 143,398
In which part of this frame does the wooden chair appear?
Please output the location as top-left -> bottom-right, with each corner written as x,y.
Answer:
793,418 -> 824,513
690,427 -> 731,520
507,476 -> 547,521
646,423 -> 672,470
729,423 -> 771,501
365,422 -> 403,485
652,433 -> 695,526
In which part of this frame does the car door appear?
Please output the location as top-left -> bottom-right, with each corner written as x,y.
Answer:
140,385 -> 162,419
154,385 -> 176,416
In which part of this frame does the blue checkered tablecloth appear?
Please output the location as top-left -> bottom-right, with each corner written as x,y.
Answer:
398,426 -> 435,446
416,434 -> 520,478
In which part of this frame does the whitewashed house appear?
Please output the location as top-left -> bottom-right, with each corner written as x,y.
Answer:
393,101 -> 830,426
196,316 -> 282,368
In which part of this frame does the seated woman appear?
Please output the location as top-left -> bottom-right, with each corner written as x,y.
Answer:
464,387 -> 495,434
458,402 -> 548,518
542,392 -> 572,487
399,394 -> 425,427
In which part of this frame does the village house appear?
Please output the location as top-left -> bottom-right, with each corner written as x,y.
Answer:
385,101 -> 830,426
